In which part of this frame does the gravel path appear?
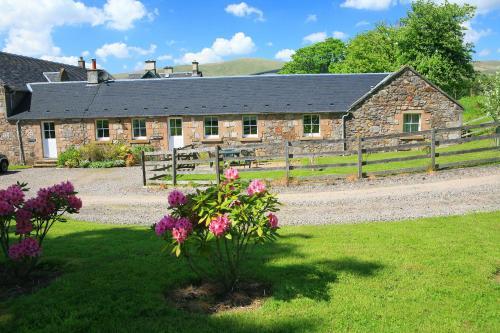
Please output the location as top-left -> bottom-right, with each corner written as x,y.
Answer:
1,165 -> 499,225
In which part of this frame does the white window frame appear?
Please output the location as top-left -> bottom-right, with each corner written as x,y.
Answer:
303,114 -> 320,137
204,116 -> 219,138
242,115 -> 258,138
168,118 -> 183,137
132,119 -> 147,139
95,119 -> 110,141
403,113 -> 421,133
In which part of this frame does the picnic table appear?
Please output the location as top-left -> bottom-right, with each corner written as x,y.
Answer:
220,148 -> 255,168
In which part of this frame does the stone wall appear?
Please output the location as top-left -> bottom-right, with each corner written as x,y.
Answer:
346,69 -> 463,148
0,85 -> 22,164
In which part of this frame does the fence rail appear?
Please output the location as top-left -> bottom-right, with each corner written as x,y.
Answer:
141,122 -> 500,186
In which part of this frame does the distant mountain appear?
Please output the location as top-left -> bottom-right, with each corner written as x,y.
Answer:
474,61 -> 500,74
114,58 -> 284,79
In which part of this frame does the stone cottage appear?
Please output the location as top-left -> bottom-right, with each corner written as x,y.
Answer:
1,51 -> 463,165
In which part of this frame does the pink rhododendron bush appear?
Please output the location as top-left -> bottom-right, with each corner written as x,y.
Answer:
0,181 -> 82,277
153,168 -> 280,291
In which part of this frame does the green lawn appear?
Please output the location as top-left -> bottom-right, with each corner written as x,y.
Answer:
1,212 -> 499,332
8,165 -> 31,171
168,139 -> 499,182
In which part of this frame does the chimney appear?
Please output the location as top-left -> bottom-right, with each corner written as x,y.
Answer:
163,66 -> 174,76
144,60 -> 156,74
192,61 -> 199,75
87,58 -> 100,84
78,56 -> 86,69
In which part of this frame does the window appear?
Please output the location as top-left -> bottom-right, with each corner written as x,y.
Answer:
42,122 -> 56,139
303,114 -> 320,136
403,114 -> 421,133
242,115 -> 258,137
169,118 -> 182,136
96,120 -> 109,140
132,119 -> 147,139
204,116 -> 219,137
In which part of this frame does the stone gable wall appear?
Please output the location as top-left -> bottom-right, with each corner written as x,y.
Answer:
0,85 -> 23,164
346,69 -> 463,148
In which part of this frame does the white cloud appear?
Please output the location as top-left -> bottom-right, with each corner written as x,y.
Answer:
443,0 -> 500,14
40,55 -> 80,66
82,50 -> 90,57
305,14 -> 317,23
95,42 -> 156,60
462,21 -> 492,44
332,31 -> 349,40
0,0 -> 151,58
478,48 -> 491,57
266,42 -> 273,47
158,54 -> 173,61
176,32 -> 256,64
275,49 -> 295,62
303,32 -> 327,44
355,20 -> 370,27
340,0 -> 394,10
225,2 -> 264,21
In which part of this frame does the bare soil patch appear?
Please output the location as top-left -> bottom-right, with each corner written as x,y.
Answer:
0,262 -> 62,301
165,281 -> 271,314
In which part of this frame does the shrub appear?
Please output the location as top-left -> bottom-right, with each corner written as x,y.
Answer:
57,147 -> 81,167
0,182 -> 82,276
153,168 -> 280,291
79,142 -> 130,162
86,160 -> 124,168
130,145 -> 155,166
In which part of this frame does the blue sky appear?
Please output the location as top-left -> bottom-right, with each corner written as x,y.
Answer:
0,0 -> 499,73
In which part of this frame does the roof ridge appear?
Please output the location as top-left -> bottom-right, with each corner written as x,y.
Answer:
0,51 -> 83,70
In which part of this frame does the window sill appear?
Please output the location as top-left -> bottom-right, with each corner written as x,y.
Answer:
300,136 -> 323,141
239,137 -> 261,143
130,139 -> 150,144
95,139 -> 111,144
401,135 -> 425,141
201,138 -> 223,144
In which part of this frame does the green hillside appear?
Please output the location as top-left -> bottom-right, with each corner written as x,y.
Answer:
114,58 -> 284,78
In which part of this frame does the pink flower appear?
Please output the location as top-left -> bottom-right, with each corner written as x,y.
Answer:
224,168 -> 239,181
267,213 -> 279,229
155,215 -> 177,236
171,218 -> 193,244
168,190 -> 187,207
24,197 -> 56,217
247,179 -> 266,196
15,209 -> 33,234
67,195 -> 82,211
209,214 -> 231,237
0,185 -> 25,206
8,237 -> 41,261
0,200 -> 14,216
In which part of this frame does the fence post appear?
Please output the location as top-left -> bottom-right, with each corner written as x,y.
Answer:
430,129 -> 436,171
357,136 -> 363,179
141,150 -> 147,186
284,141 -> 290,186
215,145 -> 221,185
172,148 -> 177,186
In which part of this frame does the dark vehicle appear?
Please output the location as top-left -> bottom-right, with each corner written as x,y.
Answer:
0,154 -> 9,173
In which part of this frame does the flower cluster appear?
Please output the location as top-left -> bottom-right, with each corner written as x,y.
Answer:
247,179 -> 266,196
168,189 -> 187,207
8,237 -> 41,261
209,214 -> 231,237
155,215 -> 193,244
0,185 -> 25,216
224,168 -> 240,181
267,213 -> 279,229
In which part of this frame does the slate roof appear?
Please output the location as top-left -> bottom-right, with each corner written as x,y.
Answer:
0,51 -> 87,91
10,73 -> 390,120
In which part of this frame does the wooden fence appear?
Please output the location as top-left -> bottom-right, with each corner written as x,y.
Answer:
141,122 -> 500,186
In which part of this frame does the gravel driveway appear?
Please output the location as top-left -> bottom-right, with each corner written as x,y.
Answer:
1,165 -> 499,225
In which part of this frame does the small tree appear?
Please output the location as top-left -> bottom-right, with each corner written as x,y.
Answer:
480,72 -> 500,146
153,168 -> 280,291
0,182 -> 82,276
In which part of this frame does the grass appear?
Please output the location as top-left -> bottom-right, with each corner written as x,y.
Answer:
0,211 -> 499,332
168,139 -> 499,182
459,95 -> 492,124
7,165 -> 31,171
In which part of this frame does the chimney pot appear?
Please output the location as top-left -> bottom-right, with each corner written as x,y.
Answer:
78,56 -> 86,69
163,66 -> 174,75
144,60 -> 157,74
91,58 -> 97,70
192,61 -> 199,75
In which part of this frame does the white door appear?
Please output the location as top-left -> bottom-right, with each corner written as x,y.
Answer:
168,118 -> 184,150
42,122 -> 57,158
